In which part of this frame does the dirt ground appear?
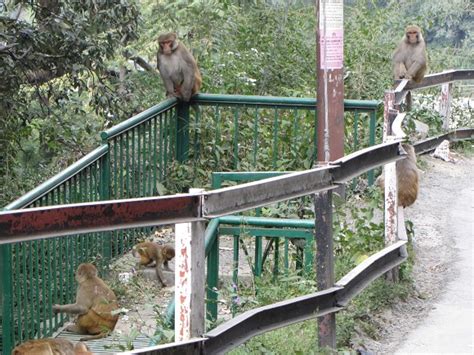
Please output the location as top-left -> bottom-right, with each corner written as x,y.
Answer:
357,151 -> 474,353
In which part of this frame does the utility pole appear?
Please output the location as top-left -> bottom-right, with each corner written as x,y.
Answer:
314,0 -> 344,350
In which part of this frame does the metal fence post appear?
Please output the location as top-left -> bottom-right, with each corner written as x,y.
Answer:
99,144 -> 112,262
314,190 -> 335,349
175,188 -> 205,340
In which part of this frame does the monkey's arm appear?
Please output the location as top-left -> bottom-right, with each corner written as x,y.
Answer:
52,303 -> 88,315
155,264 -> 168,287
180,50 -> 198,102
395,63 -> 407,79
157,56 -> 177,97
406,60 -> 425,79
163,260 -> 172,272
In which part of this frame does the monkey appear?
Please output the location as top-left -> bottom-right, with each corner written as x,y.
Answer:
392,25 -> 428,83
12,338 -> 92,355
52,263 -> 119,341
157,32 -> 202,102
132,242 -> 175,287
377,144 -> 419,208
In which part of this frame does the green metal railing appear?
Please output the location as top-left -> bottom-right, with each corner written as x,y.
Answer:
0,94 -> 380,354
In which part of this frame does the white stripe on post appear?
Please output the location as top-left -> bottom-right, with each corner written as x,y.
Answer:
175,188 -> 205,341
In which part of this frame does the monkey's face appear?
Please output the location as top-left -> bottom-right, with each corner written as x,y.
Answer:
405,26 -> 421,44
159,40 -> 174,55
163,246 -> 175,261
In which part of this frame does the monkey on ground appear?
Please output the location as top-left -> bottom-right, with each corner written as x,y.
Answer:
377,144 -> 419,207
52,263 -> 119,341
157,32 -> 202,102
392,25 -> 427,83
132,242 -> 175,287
12,338 -> 91,355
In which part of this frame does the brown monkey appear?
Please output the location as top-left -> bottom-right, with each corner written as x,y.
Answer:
392,25 -> 427,83
377,144 -> 419,207
12,338 -> 92,355
52,263 -> 119,341
157,32 -> 202,102
132,242 -> 175,287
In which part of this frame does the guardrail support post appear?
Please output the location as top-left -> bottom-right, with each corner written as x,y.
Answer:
383,92 -> 401,281
314,190 -> 336,349
175,188 -> 205,340
439,81 -> 452,130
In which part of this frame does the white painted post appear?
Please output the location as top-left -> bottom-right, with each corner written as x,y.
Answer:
175,188 -> 206,341
384,151 -> 398,246
383,91 -> 399,249
439,81 -> 452,130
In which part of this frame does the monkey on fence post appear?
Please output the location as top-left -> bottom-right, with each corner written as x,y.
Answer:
157,32 -> 202,102
392,25 -> 428,111
52,263 -> 119,341
132,242 -> 175,287
393,25 -> 427,83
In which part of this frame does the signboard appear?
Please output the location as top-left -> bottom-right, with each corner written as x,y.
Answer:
319,0 -> 344,69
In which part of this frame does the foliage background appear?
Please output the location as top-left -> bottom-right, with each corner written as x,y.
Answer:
1,0 -> 472,205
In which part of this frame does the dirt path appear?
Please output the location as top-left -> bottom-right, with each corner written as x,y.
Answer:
365,153 -> 474,354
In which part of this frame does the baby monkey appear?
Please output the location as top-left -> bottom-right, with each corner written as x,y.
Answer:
133,242 -> 175,287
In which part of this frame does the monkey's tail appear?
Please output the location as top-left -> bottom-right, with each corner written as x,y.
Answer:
79,332 -> 110,341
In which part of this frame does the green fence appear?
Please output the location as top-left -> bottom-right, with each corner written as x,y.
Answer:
0,94 -> 380,354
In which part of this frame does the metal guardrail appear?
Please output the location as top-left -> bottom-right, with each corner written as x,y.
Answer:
0,141 -> 402,243
0,195 -> 201,244
413,128 -> 474,155
123,241 -> 407,354
394,69 -> 474,105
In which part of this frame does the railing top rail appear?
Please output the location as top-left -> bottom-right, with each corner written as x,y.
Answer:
0,141 -> 402,243
393,69 -> 474,104
101,97 -> 178,140
3,145 -> 109,211
0,195 -> 201,244
193,93 -> 381,110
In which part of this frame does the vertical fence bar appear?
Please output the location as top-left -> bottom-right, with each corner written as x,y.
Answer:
214,106 -> 221,168
233,107 -> 239,169
0,244 -> 13,354
272,108 -> 279,169
292,108 -> 299,160
177,102 -> 190,162
99,145 -> 112,262
368,110 -> 376,185
206,222 -> 219,325
232,235 -> 240,286
253,107 -> 259,168
137,124 -> 142,196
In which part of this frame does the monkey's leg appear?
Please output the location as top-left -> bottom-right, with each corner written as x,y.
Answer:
53,303 -> 88,315
80,332 -> 110,341
66,324 -> 88,335
406,61 -> 423,81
